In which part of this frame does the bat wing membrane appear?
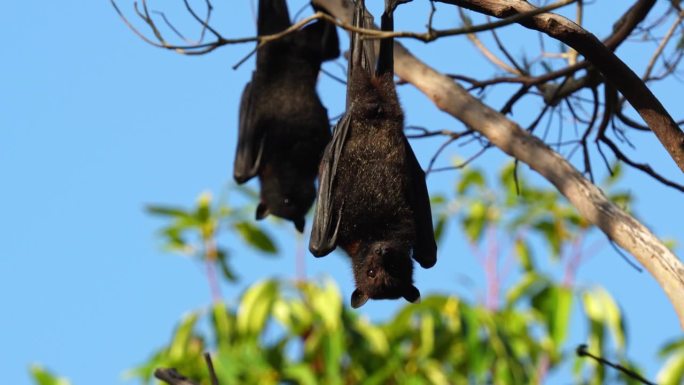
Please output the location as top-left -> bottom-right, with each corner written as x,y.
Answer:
404,136 -> 437,268
309,108 -> 353,257
233,81 -> 265,184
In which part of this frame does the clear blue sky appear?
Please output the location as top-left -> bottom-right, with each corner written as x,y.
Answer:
2,1 -> 682,384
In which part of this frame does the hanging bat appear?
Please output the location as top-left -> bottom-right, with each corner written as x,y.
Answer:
309,0 -> 436,308
233,0 -> 340,232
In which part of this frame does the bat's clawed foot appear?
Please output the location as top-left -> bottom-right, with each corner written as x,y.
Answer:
385,0 -> 412,14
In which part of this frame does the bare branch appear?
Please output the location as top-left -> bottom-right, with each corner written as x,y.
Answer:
643,11 -> 684,81
459,8 -> 522,75
434,0 -> 684,173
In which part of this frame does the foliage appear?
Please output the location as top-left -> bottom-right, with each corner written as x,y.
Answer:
122,164 -> 656,385
146,189 -> 278,282
29,365 -> 71,385
31,164 -> 679,385
435,162 -> 629,258
122,277 -> 638,385
658,337 -> 684,385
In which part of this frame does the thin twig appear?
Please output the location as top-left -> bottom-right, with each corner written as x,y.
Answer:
576,345 -> 655,385
459,8 -> 522,75
204,352 -> 220,385
643,12 -> 684,81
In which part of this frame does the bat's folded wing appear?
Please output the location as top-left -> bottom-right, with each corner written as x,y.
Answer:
309,110 -> 353,257
404,137 -> 437,268
233,81 -> 264,184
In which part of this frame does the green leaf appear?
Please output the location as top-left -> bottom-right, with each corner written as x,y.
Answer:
532,220 -> 562,256
583,287 -> 625,350
601,162 -> 623,187
233,222 -> 277,254
531,286 -> 573,348
430,194 -> 447,205
237,280 -> 278,335
657,351 -> 684,385
552,287 -> 573,347
457,169 -> 485,195
514,239 -> 534,272
462,201 -> 488,242
283,364 -> 317,385
212,302 -> 233,346
423,359 -> 450,385
195,191 -> 213,223
29,365 -> 71,385
434,215 -> 447,243
505,272 -> 546,307
663,238 -> 678,251
600,290 -> 626,350
146,205 -> 190,218
169,311 -> 200,360
310,279 -> 342,330
660,338 -> 684,357
418,312 -> 435,358
216,249 -> 237,282
353,318 -> 389,354
323,329 -> 345,385
499,162 -> 523,204
160,226 -> 188,250
608,192 -> 632,210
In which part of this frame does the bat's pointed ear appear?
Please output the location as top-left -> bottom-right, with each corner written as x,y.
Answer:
256,203 -> 270,220
403,285 -> 421,304
351,289 -> 369,308
294,217 -> 306,233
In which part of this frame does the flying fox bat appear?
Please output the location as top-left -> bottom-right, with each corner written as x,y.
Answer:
309,0 -> 436,308
233,0 -> 340,232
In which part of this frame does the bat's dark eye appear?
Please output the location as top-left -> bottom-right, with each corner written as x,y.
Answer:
367,268 -> 376,278
374,248 -> 382,256
283,198 -> 292,206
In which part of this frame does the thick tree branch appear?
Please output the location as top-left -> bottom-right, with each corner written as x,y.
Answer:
154,353 -> 219,385
155,368 -> 200,385
433,0 -> 684,173
315,0 -> 684,328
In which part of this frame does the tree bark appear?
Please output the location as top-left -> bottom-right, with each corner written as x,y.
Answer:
155,368 -> 200,385
314,0 -> 684,328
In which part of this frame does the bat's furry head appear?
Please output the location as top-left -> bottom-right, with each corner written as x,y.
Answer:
349,239 -> 421,308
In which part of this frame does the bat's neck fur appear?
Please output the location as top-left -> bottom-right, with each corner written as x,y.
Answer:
348,72 -> 403,129
257,48 -> 321,83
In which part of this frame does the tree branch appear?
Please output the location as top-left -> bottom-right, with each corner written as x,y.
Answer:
433,0 -> 684,173
154,369 -> 200,385
314,0 -> 684,328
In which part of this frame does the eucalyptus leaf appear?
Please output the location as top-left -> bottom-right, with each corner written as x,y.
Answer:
234,222 -> 278,254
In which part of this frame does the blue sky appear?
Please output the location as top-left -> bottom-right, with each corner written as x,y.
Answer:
2,1 -> 682,384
